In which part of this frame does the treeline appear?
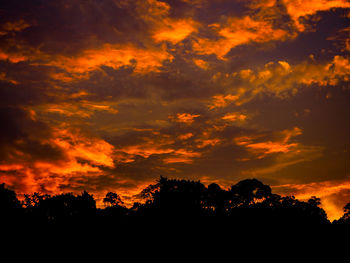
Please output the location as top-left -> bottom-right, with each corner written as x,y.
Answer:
1,177 -> 350,226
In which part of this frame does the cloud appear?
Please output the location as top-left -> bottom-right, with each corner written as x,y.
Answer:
209,94 -> 240,109
283,0 -> 350,31
209,55 -> 350,107
193,58 -> 209,70
222,112 -> 247,122
0,19 -> 30,35
0,107 -> 64,162
235,127 -> 302,158
39,100 -> 119,119
192,15 -> 289,59
235,127 -> 323,176
45,43 -> 173,79
153,18 -> 197,44
172,113 -> 201,124
0,108 -> 116,195
274,178 -> 350,221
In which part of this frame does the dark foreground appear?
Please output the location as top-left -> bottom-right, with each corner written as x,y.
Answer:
2,177 -> 350,231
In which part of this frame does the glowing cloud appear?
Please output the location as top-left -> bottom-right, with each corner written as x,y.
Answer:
0,128 -> 116,195
193,58 -> 209,70
193,16 -> 288,58
210,56 -> 350,105
209,94 -> 240,109
173,113 -> 200,124
48,44 -> 173,77
222,113 -> 247,122
153,19 -> 197,44
283,0 -> 350,31
236,127 -> 302,158
275,178 -> 350,221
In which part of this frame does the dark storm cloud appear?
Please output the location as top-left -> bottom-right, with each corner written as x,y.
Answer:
158,0 -> 249,23
0,106 -> 64,162
0,0 -> 150,56
0,61 -> 57,106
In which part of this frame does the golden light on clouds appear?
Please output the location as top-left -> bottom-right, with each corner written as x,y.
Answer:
209,94 -> 240,109
284,0 -> 350,31
0,128 -> 116,194
193,16 -> 289,59
275,178 -> 350,221
48,44 -> 173,76
235,127 -> 302,159
222,113 -> 247,122
153,19 -> 197,44
173,113 -> 201,124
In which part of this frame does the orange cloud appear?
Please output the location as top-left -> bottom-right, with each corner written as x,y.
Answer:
52,129 -> 115,168
116,145 -> 174,159
246,141 -> 298,156
283,0 -> 350,31
236,127 -> 302,158
222,112 -> 247,122
195,138 -> 221,149
0,19 -> 30,35
274,178 -> 350,221
115,143 -> 201,164
209,94 -> 239,109
0,128 -> 115,195
193,16 -> 288,58
212,56 -> 350,105
0,51 -> 28,63
173,113 -> 200,124
38,100 -> 119,119
0,43 -> 49,65
49,44 -> 173,76
153,19 -> 197,44
193,58 -> 209,70
237,127 -> 323,177
178,133 -> 194,140
137,0 -> 171,20
112,132 -> 202,164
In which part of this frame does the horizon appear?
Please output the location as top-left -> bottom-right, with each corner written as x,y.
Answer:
1,0 -> 350,222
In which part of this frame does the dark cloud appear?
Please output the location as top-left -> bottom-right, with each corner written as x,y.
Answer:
0,0 -> 151,56
0,106 -> 64,162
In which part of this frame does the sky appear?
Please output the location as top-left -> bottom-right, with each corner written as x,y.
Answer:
0,0 -> 350,221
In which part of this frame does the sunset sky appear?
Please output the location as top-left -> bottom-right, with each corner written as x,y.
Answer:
1,0 -> 350,220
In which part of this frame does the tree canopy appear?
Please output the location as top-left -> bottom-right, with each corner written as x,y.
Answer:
0,177 -> 348,227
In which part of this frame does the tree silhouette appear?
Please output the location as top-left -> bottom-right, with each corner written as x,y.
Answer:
103,192 -> 124,207
101,192 -> 128,219
0,183 -> 22,222
137,176 -> 206,218
0,177 -> 336,226
228,178 -> 273,208
22,191 -> 96,225
333,202 -> 350,224
343,203 -> 350,221
203,183 -> 228,215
